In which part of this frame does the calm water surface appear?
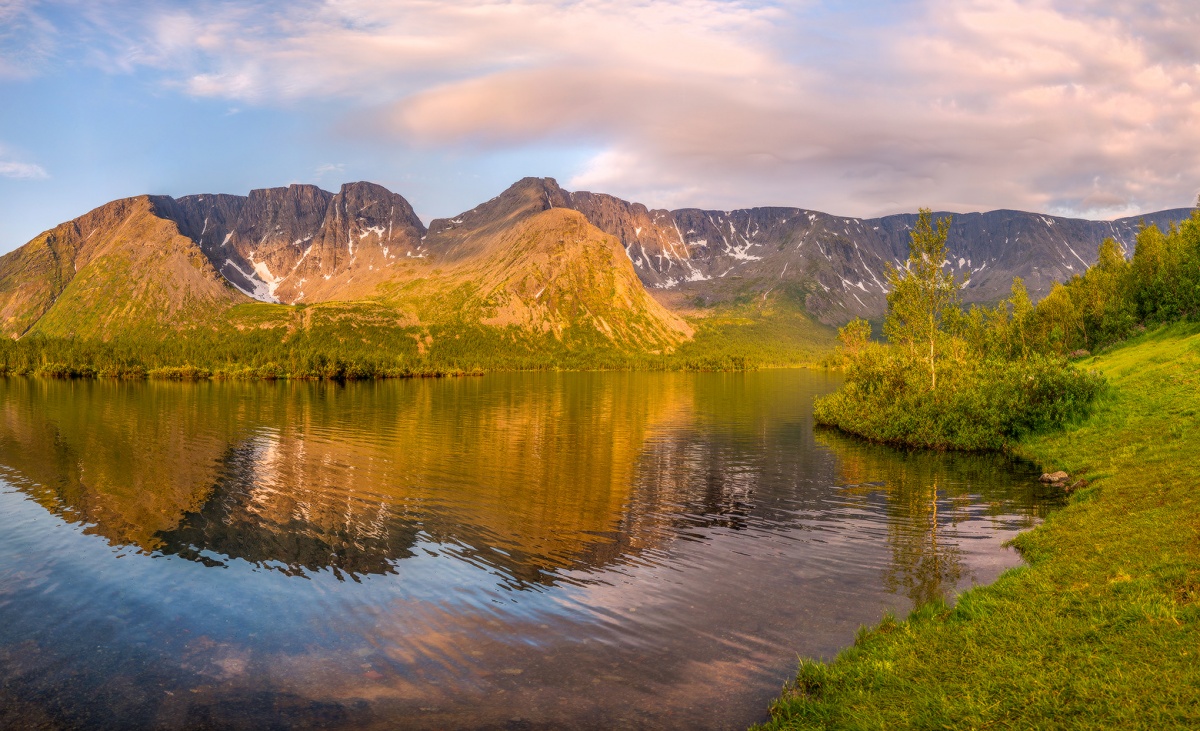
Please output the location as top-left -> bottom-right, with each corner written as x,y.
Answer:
0,371 -> 1060,730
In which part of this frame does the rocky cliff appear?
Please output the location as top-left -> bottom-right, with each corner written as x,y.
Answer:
541,179 -> 1196,324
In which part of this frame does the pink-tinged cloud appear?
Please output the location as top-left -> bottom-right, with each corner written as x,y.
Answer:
27,0 -> 1200,217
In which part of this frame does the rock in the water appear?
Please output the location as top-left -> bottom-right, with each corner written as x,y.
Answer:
1065,479 -> 1088,493
1040,471 -> 1069,483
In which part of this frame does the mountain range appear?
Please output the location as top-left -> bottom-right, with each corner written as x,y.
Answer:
1,176 -> 1194,360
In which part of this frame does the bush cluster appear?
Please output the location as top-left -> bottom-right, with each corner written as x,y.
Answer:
815,345 -> 1105,450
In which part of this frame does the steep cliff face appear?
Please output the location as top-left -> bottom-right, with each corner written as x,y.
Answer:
165,182 -> 428,304
550,183 -> 1196,324
563,190 -> 697,286
274,182 -> 426,303
169,184 -> 331,302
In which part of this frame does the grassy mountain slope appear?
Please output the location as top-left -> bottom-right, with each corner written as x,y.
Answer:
0,196 -> 241,340
0,181 -> 839,376
385,208 -> 692,348
758,324 -> 1200,730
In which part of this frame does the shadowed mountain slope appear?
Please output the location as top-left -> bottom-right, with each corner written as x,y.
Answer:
547,180 -> 1196,324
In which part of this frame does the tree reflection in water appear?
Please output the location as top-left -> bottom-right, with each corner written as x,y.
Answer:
0,372 -> 1067,731
0,375 -> 1060,601
815,429 -> 1060,606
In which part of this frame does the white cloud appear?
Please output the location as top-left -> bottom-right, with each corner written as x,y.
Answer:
0,160 -> 49,180
313,162 -> 345,180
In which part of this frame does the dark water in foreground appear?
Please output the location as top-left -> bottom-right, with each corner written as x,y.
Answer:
0,371 -> 1060,730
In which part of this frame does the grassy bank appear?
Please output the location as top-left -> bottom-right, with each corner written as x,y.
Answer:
758,323 -> 1200,729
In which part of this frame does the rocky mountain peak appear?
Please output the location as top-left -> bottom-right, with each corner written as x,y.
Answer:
424,177 -> 571,262
271,181 -> 427,303
159,182 -> 431,304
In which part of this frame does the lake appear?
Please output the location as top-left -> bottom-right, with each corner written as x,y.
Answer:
0,371 -> 1059,730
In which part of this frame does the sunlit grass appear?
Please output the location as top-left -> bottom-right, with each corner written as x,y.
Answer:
757,322 -> 1200,730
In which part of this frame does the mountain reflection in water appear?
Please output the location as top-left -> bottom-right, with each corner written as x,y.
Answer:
0,372 -> 1061,730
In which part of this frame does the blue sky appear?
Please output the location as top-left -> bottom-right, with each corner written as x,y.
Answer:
1,0 -> 1197,253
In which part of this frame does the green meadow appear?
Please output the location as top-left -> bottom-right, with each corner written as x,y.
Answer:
760,207 -> 1200,730
759,322 -> 1200,729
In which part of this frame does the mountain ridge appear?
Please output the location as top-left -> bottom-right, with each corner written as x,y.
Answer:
0,195 -> 240,339
152,175 -> 1195,326
1,177 -> 1194,353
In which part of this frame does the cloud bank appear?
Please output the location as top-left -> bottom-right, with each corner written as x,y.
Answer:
16,0 -> 1200,217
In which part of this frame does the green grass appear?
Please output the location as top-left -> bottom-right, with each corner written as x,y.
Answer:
757,322 -> 1200,730
0,296 -> 836,380
671,296 -> 836,370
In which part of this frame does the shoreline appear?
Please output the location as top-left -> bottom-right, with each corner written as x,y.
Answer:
757,322 -> 1200,729
0,360 -> 827,382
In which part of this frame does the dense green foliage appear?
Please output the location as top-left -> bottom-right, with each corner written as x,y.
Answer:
816,210 -> 1200,449
0,296 -> 834,380
814,343 -> 1104,451
960,209 -> 1200,356
759,323 -> 1200,730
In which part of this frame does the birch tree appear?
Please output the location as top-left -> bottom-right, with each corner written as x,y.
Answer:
883,208 -> 958,391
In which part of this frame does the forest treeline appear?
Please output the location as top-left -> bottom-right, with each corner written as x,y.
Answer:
0,298 -> 832,380
816,206 -> 1200,450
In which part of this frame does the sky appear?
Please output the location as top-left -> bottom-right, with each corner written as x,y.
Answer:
1,0 -> 1198,253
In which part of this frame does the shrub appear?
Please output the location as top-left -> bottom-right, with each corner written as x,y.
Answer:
815,353 -> 1104,451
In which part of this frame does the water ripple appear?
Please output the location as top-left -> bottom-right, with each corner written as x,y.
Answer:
0,372 -> 1058,730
